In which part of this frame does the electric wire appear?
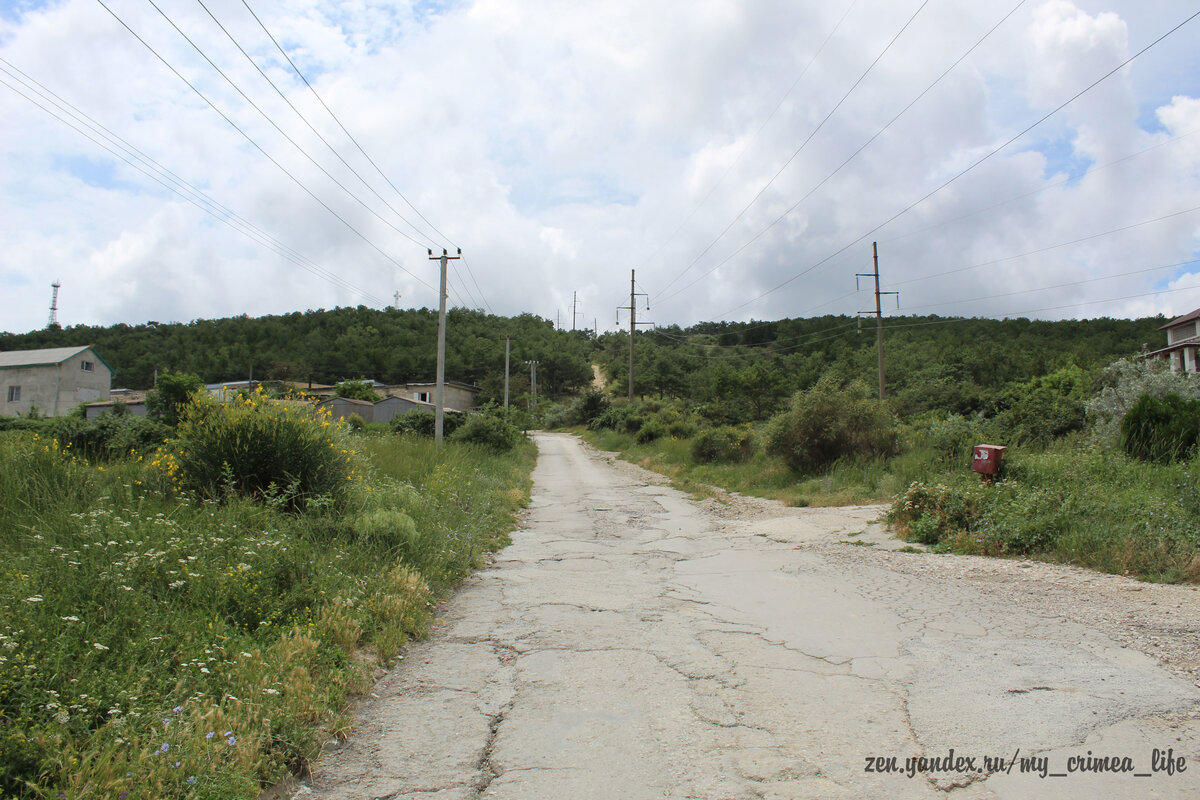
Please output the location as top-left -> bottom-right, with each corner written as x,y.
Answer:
0,63 -> 389,306
652,0 -> 934,301
647,0 -> 861,296
94,0 -> 438,295
655,0 -> 1029,310
239,0 -> 456,248
193,0 -> 441,251
713,6 -> 1200,319
143,0 -> 441,257
893,203 -> 1200,287
237,0 -> 495,314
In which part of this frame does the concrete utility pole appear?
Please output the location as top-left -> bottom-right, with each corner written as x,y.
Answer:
393,291 -> 402,310
525,360 -> 539,414
616,269 -> 651,401
429,248 -> 461,446
857,242 -> 898,401
504,337 -> 511,408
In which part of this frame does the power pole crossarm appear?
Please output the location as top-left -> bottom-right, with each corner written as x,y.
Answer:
856,242 -> 898,401
616,268 -> 653,401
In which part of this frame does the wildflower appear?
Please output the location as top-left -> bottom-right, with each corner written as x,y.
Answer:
173,705 -> 182,712
159,742 -> 170,753
60,616 -> 81,622
227,735 -> 236,746
187,776 -> 197,785
205,731 -> 215,739
92,642 -> 109,651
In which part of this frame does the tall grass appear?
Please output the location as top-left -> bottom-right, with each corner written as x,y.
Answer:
0,427 -> 534,799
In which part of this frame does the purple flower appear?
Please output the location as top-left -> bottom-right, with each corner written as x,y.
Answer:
227,735 -> 237,746
187,776 -> 197,785
159,742 -> 170,753
173,705 -> 182,712
205,731 -> 215,739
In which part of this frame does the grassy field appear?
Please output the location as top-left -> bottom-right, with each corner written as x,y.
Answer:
0,427 -> 534,799
581,426 -> 1200,583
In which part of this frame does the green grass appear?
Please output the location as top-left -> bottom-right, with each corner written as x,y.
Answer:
0,427 -> 534,799
890,446 -> 1200,582
582,427 -> 934,506
581,424 -> 1200,583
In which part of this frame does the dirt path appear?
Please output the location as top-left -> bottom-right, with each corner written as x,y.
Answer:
293,432 -> 1200,799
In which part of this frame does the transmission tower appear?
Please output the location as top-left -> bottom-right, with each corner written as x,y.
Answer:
48,280 -> 61,328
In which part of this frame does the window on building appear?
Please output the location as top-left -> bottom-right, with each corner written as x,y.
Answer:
415,392 -> 430,402
7,386 -> 20,402
81,360 -> 94,372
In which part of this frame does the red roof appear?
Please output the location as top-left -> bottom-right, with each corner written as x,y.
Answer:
1160,307 -> 1200,330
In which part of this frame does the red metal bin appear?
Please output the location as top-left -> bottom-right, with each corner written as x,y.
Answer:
972,444 -> 1006,481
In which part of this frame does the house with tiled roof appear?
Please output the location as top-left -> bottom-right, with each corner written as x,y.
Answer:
0,345 -> 113,416
1145,307 -> 1200,374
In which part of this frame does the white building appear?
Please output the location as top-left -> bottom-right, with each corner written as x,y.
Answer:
0,345 -> 113,417
1146,308 -> 1200,374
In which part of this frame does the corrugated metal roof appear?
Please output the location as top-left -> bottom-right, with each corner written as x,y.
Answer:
0,345 -> 99,369
1160,307 -> 1200,330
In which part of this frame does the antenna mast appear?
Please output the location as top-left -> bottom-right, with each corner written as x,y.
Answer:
48,280 -> 61,328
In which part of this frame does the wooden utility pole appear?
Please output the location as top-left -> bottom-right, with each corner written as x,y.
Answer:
616,269 -> 651,401
429,248 -> 461,446
857,242 -> 898,401
525,360 -> 539,413
504,337 -> 511,408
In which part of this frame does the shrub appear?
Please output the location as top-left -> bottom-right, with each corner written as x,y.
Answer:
766,377 -> 898,473
577,390 -> 610,424
390,409 -> 466,437
1120,393 -> 1200,464
49,413 -> 171,461
667,419 -> 696,439
988,365 -> 1090,446
1088,358 -> 1200,446
691,426 -> 755,463
146,370 -> 206,426
336,380 -> 384,402
635,420 -> 666,444
588,405 -> 633,432
450,413 -> 524,452
170,392 -> 361,511
346,412 -> 367,431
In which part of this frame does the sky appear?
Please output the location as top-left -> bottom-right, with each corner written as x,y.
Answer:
2,0 -> 1200,335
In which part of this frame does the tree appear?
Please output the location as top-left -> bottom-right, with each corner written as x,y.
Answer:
145,371 -> 205,426
336,380 -> 384,402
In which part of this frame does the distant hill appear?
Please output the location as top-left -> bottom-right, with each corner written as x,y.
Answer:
0,306 -> 595,402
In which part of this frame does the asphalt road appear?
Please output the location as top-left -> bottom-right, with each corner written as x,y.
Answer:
293,432 -> 1200,800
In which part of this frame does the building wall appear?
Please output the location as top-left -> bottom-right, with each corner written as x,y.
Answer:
0,350 -> 111,417
398,383 -> 479,411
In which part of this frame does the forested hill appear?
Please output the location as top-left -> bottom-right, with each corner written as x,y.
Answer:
0,307 -> 594,400
2,308 -> 1167,412
594,314 -> 1168,419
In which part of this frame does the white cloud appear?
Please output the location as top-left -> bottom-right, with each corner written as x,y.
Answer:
1,0 -> 1199,339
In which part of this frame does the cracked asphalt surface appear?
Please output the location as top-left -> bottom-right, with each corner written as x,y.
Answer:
293,432 -> 1200,799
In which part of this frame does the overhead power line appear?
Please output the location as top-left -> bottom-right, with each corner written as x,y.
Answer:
0,61 -> 388,306
653,0 -> 934,301
713,6 -> 1200,319
193,0 -> 441,251
646,0 -> 861,295
655,0 -> 1028,311
95,0 -> 439,295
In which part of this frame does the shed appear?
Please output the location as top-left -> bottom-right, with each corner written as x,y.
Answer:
0,345 -> 113,417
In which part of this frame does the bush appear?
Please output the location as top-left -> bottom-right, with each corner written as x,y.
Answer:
988,365 -> 1090,446
146,370 -> 206,426
667,419 -> 696,439
1088,358 -> 1200,446
450,413 -> 524,452
766,377 -> 898,473
691,426 -> 755,463
577,390 -> 610,424
49,413 -> 171,461
390,409 -> 466,437
1120,393 -> 1200,464
635,420 -> 666,444
169,392 -> 361,511
588,405 -> 633,432
336,380 -> 384,402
